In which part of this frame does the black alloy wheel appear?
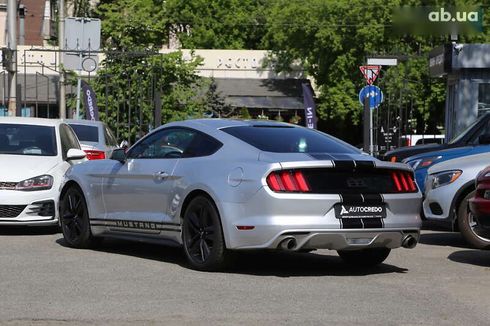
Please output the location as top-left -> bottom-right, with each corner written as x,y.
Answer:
182,196 -> 228,271
457,191 -> 490,249
60,186 -> 97,248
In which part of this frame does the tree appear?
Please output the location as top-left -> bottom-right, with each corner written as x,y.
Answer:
95,0 -> 169,49
91,51 -> 207,143
262,0 -> 489,142
164,0 -> 268,49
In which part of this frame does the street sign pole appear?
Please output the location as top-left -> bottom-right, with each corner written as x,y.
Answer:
363,95 -> 370,153
75,20 -> 86,120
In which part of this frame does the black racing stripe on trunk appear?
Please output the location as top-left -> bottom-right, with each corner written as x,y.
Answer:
340,193 -> 364,204
355,160 -> 376,170
362,194 -> 384,204
341,218 -> 363,229
333,160 -> 355,171
362,218 -> 383,228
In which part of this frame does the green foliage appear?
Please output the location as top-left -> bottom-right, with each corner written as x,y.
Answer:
202,78 -> 235,117
240,108 -> 252,119
164,0 -> 268,49
263,0 -> 489,141
91,51 -> 206,143
95,0 -> 168,49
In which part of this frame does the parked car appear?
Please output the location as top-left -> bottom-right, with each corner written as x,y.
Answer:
404,139 -> 490,192
468,166 -> 490,245
423,152 -> 490,248
399,134 -> 445,147
59,119 -> 422,271
0,117 -> 86,226
65,119 -> 119,160
383,112 -> 490,162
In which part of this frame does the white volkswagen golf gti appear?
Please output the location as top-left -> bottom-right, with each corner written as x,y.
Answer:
0,117 -> 86,226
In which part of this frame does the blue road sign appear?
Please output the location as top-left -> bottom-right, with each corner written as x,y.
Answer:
358,85 -> 384,109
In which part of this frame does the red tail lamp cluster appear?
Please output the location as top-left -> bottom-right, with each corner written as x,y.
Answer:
84,150 -> 106,160
266,170 -> 310,193
391,171 -> 417,192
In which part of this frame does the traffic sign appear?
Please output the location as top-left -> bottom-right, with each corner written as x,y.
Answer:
359,65 -> 381,84
358,85 -> 384,109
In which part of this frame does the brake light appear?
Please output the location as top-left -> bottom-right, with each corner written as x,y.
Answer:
391,171 -> 417,192
84,150 -> 106,160
266,170 -> 310,193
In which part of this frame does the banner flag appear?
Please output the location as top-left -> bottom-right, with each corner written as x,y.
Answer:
302,83 -> 317,129
81,80 -> 100,121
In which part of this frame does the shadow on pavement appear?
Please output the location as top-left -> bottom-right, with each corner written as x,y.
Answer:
419,231 -> 472,249
56,237 -> 408,277
448,250 -> 490,267
0,225 -> 60,236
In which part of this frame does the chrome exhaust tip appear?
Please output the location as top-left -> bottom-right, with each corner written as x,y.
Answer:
279,237 -> 297,251
401,235 -> 417,249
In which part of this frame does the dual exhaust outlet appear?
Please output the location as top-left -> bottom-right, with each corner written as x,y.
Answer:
401,234 -> 417,249
278,234 -> 418,251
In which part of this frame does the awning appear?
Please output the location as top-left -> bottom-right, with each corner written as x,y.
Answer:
214,78 -> 312,110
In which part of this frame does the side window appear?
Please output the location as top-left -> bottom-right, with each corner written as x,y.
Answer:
471,120 -> 490,145
64,125 -> 82,150
104,125 -> 118,147
60,124 -> 81,159
127,128 -> 196,159
184,133 -> 223,157
59,125 -> 70,160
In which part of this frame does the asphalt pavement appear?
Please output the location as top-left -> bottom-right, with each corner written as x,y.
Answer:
0,227 -> 489,325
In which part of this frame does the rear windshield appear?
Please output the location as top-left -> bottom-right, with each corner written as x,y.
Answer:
69,124 -> 99,142
0,124 -> 57,156
222,126 -> 360,154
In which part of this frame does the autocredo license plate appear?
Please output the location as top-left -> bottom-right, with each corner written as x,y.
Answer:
334,204 -> 386,219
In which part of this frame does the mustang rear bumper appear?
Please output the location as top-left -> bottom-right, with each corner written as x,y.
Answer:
228,228 -> 420,250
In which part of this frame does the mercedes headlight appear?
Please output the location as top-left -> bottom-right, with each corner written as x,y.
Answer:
15,175 -> 53,191
406,156 -> 442,170
431,170 -> 462,189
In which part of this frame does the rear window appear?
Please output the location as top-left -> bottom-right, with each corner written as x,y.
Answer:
222,126 -> 359,154
69,124 -> 99,142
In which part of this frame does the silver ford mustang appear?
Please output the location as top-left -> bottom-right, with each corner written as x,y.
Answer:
59,119 -> 422,271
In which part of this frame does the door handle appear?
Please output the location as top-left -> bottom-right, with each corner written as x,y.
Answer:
153,171 -> 169,180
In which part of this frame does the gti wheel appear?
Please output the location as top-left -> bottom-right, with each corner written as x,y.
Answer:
182,196 -> 228,271
337,248 -> 391,267
60,186 -> 98,248
457,191 -> 490,249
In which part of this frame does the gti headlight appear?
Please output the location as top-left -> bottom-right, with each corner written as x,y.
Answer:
406,156 -> 442,170
431,170 -> 462,189
15,175 -> 53,191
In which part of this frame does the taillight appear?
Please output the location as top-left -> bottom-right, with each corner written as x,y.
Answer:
391,171 -> 417,192
266,170 -> 310,193
84,150 -> 106,160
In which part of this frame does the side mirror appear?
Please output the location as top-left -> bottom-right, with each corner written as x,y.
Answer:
119,140 -> 129,150
66,148 -> 87,161
479,134 -> 490,145
111,148 -> 127,162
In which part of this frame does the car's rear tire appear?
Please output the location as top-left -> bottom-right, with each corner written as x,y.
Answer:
182,196 -> 228,271
457,190 -> 490,249
60,186 -> 98,249
337,248 -> 391,267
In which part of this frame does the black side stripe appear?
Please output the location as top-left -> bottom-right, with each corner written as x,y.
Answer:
90,218 -> 180,226
90,219 -> 181,232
